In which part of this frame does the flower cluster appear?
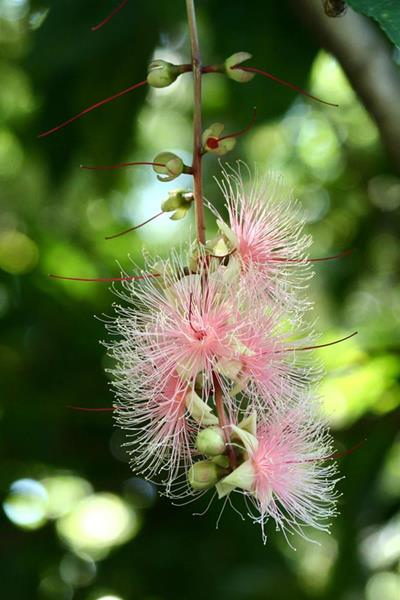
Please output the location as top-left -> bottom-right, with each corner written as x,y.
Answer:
106,166 -> 340,544
38,0 -> 345,546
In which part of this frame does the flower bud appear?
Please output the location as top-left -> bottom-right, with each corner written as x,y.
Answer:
147,59 -> 181,88
153,152 -> 184,182
202,123 -> 236,156
224,52 -> 255,83
196,426 -> 226,456
212,454 -> 230,469
188,460 -> 221,490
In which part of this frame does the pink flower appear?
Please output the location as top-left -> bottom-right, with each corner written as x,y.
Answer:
113,362 -> 192,486
213,165 -> 313,310
106,248 -> 318,493
105,251 -> 253,487
217,405 -> 339,544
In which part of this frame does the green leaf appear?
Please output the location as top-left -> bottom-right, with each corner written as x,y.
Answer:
347,0 -> 400,47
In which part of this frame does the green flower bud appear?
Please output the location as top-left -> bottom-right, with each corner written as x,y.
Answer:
196,426 -> 226,456
153,152 -> 184,182
147,59 -> 181,88
224,52 -> 255,83
212,454 -> 230,469
188,460 -> 221,490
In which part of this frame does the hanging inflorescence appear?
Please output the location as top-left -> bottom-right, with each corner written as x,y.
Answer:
43,0 -> 358,545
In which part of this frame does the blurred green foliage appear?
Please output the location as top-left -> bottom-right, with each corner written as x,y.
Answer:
1,1 -> 400,599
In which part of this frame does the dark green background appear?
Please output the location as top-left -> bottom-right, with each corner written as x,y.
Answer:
1,1 -> 400,599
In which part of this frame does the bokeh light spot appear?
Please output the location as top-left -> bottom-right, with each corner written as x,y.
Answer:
0,230 -> 39,274
56,493 -> 140,558
3,478 -> 48,530
41,475 -> 93,519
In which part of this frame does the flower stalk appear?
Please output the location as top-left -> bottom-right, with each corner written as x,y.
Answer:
186,0 -> 206,244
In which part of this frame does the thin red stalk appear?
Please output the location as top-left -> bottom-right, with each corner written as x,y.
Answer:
105,211 -> 164,240
232,65 -> 338,107
91,0 -> 129,31
49,273 -> 160,283
38,80 -> 147,138
284,440 -> 366,464
68,405 -> 114,412
80,161 -> 165,171
286,331 -> 358,353
270,249 -> 353,263
217,106 -> 257,142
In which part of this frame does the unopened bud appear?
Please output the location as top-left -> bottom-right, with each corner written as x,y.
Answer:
153,152 -> 184,182
196,426 -> 226,456
224,52 -> 255,83
147,59 -> 181,88
188,460 -> 221,490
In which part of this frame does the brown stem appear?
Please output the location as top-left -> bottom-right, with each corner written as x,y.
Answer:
186,0 -> 206,244
213,373 -> 236,470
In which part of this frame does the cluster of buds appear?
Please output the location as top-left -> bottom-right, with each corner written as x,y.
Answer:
41,0 -> 350,544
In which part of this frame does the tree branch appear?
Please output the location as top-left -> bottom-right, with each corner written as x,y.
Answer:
292,0 -> 400,174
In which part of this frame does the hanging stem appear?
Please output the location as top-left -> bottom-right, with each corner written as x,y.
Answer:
186,0 -> 206,244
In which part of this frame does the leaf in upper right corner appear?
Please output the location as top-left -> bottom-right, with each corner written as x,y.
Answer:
347,0 -> 400,48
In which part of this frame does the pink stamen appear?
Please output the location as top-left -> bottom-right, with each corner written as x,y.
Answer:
80,161 -> 165,171
231,65 -> 338,107
91,0 -> 129,32
38,79 -> 147,138
49,273 -> 160,283
105,211 -> 165,240
188,292 -> 206,339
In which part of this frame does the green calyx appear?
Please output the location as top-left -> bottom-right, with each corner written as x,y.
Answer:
188,460 -> 223,490
224,52 -> 255,83
153,152 -> 185,182
196,426 -> 226,456
161,190 -> 194,221
147,59 -> 183,88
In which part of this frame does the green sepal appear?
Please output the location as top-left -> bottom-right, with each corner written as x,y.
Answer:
224,52 -> 255,83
